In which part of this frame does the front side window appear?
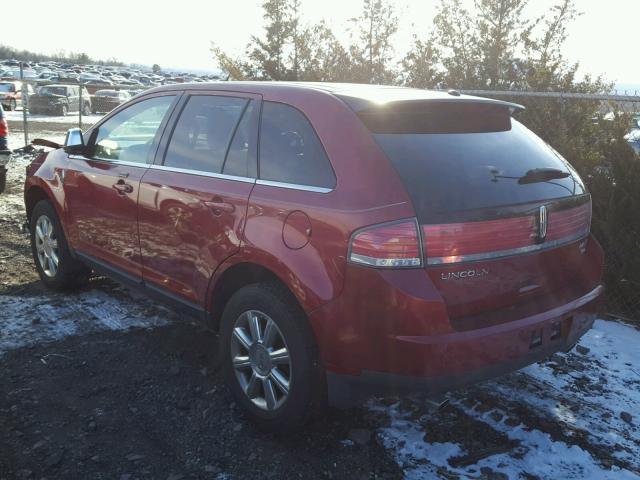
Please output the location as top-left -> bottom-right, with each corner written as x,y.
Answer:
164,95 -> 248,174
92,95 -> 174,164
259,102 -> 336,189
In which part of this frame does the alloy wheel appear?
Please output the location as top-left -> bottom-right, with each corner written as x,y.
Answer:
34,214 -> 59,278
230,310 -> 292,411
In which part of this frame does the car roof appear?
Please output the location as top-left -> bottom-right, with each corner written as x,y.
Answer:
144,81 -> 524,111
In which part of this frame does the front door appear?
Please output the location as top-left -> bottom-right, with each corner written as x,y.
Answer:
137,92 -> 260,305
63,94 -> 178,279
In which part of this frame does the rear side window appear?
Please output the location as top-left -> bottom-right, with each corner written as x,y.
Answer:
259,102 -> 336,189
164,95 -> 248,174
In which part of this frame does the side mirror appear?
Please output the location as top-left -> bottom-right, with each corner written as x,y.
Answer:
64,128 -> 85,154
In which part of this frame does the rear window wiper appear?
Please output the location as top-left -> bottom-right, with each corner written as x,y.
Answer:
518,168 -> 570,184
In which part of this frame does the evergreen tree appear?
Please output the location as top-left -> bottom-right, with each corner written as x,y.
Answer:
248,0 -> 294,80
401,36 -> 442,88
348,0 -> 398,84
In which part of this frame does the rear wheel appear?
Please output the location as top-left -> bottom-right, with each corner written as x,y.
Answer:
30,200 -> 90,290
219,283 -> 326,433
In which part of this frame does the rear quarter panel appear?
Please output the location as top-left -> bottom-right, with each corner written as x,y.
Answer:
236,88 -> 416,314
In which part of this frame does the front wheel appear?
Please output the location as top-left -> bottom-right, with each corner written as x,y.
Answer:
30,200 -> 90,290
219,283 -> 326,433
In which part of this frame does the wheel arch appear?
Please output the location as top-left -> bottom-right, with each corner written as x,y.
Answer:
207,261 -> 308,332
25,184 -> 53,221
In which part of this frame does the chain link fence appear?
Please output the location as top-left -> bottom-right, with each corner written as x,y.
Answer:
3,71 -> 640,320
1,63 -> 163,145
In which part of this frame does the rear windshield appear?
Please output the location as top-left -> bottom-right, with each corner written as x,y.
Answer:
369,107 -> 586,222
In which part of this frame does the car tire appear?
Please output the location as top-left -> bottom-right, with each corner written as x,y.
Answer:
30,200 -> 91,290
219,282 -> 326,433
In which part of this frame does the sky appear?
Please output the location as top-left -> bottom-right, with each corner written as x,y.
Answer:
4,0 -> 638,85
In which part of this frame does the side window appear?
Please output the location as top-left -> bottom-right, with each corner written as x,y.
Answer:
164,95 -> 248,173
222,101 -> 257,178
93,95 -> 174,164
259,102 -> 336,189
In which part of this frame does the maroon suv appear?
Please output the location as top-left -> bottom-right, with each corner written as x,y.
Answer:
24,83 -> 604,431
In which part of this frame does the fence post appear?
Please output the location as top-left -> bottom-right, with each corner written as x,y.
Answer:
79,82 -> 83,130
19,62 -> 29,147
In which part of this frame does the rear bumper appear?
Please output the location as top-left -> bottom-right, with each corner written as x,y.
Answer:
326,284 -> 603,406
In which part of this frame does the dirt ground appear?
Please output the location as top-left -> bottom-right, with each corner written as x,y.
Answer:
1,128 -> 639,480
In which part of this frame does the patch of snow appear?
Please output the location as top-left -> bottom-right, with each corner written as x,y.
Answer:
5,109 -> 101,125
0,289 -> 171,356
371,319 -> 640,479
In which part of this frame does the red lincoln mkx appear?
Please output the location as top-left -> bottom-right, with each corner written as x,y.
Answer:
24,83 -> 604,431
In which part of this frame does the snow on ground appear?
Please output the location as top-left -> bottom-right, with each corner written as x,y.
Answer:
0,290 -> 172,357
5,109 -> 101,125
370,319 -> 640,479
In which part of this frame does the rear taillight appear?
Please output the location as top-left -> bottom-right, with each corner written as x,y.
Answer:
423,202 -> 591,265
349,219 -> 422,268
0,119 -> 7,137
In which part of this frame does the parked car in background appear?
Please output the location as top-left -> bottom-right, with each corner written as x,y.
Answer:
0,81 -> 35,111
0,104 -> 10,193
23,83 -> 604,432
29,84 -> 91,116
91,89 -> 130,113
0,69 -> 38,81
626,128 -> 640,155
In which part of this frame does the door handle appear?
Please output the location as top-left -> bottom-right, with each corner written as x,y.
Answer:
113,179 -> 134,195
204,197 -> 235,215
118,172 -> 130,179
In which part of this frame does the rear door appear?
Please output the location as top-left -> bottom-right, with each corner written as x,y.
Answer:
356,101 -> 597,330
63,93 -> 178,279
137,91 -> 260,306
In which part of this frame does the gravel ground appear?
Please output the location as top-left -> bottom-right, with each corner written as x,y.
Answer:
1,127 -> 639,480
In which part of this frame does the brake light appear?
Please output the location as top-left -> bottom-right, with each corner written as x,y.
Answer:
0,119 -> 7,137
423,203 -> 591,265
349,219 -> 422,268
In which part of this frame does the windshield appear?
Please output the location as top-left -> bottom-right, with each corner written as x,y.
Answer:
39,87 -> 67,96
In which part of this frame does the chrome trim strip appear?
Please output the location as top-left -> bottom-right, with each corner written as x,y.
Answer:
68,155 -> 149,169
147,164 -> 256,184
255,179 -> 332,194
427,231 -> 588,265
